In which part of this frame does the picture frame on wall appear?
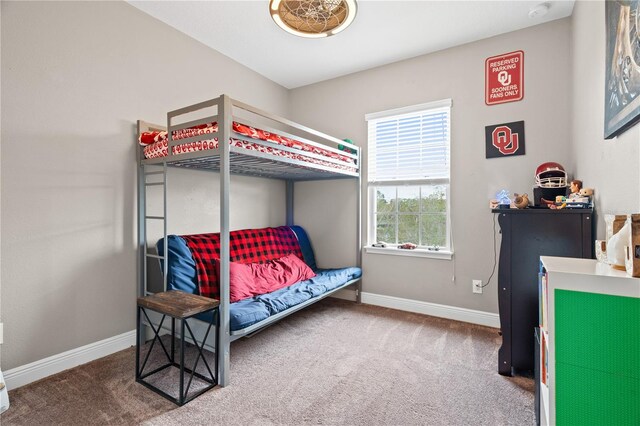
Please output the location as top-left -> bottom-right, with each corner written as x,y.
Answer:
605,1 -> 640,139
485,121 -> 526,159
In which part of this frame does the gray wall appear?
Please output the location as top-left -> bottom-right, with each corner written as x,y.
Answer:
290,19 -> 572,313
0,1 -> 289,370
571,1 -> 640,235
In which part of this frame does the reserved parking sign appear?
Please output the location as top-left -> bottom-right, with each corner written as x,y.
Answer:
485,51 -> 524,105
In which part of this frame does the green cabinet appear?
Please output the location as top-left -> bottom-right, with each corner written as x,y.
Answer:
539,257 -> 640,426
555,290 -> 639,425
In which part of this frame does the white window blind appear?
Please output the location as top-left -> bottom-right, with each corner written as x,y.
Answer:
366,99 -> 451,183
365,99 -> 452,253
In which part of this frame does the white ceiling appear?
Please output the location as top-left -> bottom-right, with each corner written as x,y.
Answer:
128,0 -> 575,89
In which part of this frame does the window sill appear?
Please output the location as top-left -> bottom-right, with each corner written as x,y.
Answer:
364,246 -> 453,260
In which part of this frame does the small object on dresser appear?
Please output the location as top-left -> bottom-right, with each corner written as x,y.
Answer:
496,189 -> 511,209
568,181 -> 594,207
514,193 -> 529,209
569,179 -> 583,198
579,187 -> 594,197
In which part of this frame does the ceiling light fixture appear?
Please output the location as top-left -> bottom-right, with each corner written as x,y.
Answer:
269,0 -> 357,38
528,2 -> 550,19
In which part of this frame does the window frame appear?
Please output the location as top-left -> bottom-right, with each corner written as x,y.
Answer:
365,99 -> 452,259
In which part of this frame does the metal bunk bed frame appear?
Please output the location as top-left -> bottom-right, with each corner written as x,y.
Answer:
137,94 -> 362,387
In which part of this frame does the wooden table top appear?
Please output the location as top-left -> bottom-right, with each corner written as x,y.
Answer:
137,290 -> 219,319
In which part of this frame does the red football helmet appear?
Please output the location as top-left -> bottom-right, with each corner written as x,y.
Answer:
535,162 -> 567,188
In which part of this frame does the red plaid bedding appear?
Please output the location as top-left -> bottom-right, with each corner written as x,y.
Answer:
139,122 -> 357,172
180,227 -> 304,299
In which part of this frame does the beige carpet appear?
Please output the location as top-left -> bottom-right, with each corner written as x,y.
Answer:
1,299 -> 534,425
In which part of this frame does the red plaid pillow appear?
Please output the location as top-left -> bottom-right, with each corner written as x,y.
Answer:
180,227 -> 304,299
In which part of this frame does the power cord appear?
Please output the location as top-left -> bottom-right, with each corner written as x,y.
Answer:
481,213 -> 499,288
450,211 -> 456,282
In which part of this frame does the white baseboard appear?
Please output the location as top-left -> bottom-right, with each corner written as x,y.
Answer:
4,330 -> 136,390
333,289 -> 500,328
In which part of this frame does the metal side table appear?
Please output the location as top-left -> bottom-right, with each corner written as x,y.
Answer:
136,290 -> 219,405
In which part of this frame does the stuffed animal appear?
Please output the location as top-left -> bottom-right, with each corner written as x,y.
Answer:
514,193 -> 529,209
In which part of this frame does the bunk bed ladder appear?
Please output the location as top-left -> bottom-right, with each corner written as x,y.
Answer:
139,163 -> 168,296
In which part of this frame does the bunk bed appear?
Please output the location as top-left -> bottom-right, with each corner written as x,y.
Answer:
137,95 -> 362,387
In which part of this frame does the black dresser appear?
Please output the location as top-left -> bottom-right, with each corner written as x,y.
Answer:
492,208 -> 594,376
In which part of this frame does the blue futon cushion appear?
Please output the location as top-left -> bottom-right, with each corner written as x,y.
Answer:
227,266 -> 361,331
157,226 -> 361,332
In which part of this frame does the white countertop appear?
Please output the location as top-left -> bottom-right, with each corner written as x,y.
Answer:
540,256 -> 639,280
541,256 -> 640,298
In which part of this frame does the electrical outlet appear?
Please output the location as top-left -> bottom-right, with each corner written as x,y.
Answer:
472,280 -> 483,294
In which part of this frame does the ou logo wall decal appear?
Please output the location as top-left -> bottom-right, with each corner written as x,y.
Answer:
485,121 -> 525,159
492,126 -> 519,155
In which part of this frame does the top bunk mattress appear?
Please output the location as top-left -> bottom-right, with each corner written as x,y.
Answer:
139,121 -> 357,173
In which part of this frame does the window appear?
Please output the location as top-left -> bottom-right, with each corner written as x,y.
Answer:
366,99 -> 451,253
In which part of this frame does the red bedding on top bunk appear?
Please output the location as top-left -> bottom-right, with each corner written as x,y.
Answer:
139,121 -> 357,172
